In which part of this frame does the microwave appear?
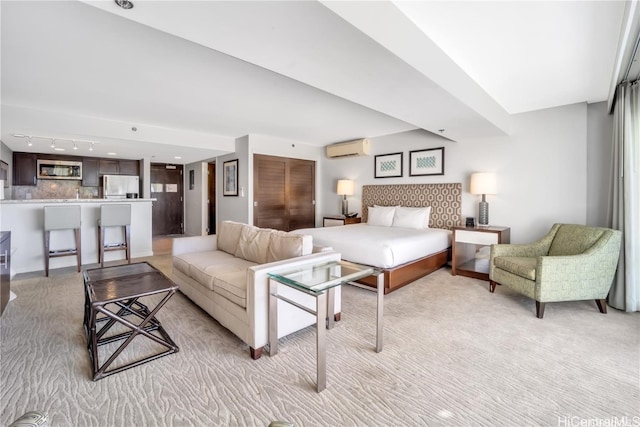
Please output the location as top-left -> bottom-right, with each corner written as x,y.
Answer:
37,160 -> 82,180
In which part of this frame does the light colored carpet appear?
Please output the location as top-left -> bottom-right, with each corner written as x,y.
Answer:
1,255 -> 638,427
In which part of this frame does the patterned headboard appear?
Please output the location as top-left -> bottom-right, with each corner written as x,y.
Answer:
362,183 -> 462,230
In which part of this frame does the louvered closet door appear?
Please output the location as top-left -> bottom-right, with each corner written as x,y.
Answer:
254,155 -> 287,230
288,159 -> 315,230
253,155 -> 315,231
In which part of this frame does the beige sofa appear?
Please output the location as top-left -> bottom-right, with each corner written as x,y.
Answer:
172,221 -> 342,359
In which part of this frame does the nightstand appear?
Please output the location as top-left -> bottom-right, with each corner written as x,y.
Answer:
451,226 -> 510,281
323,215 -> 362,227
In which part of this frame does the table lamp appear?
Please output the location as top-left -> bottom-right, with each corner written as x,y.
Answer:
470,172 -> 497,226
337,179 -> 354,216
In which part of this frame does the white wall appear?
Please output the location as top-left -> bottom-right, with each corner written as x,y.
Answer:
321,102 -> 591,244
216,136 -> 251,225
187,102 -> 611,244
184,160 -> 208,236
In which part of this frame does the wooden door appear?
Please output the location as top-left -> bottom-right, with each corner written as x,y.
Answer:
288,159 -> 315,230
253,155 -> 315,231
254,155 -> 287,230
151,163 -> 183,236
208,163 -> 216,235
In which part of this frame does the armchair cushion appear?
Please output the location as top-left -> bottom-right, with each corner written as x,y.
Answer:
548,224 -> 607,256
493,256 -> 537,280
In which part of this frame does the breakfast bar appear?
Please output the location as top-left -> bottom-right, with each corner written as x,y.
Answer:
0,199 -> 154,275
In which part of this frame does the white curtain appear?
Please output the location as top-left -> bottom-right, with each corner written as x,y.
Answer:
608,80 -> 640,312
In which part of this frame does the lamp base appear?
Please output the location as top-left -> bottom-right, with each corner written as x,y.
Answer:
478,201 -> 489,226
342,197 -> 348,216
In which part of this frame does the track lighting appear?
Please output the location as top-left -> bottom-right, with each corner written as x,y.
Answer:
11,134 -> 99,152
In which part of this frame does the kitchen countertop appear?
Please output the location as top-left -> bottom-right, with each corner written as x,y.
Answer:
0,198 -> 156,204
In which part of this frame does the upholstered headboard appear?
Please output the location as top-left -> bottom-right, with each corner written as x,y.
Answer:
362,183 -> 462,230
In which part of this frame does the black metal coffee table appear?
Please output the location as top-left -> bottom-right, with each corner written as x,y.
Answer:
83,262 -> 179,381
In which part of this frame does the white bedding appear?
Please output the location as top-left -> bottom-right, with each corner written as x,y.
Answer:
293,223 -> 451,269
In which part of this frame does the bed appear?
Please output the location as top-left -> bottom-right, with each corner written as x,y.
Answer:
296,183 -> 462,293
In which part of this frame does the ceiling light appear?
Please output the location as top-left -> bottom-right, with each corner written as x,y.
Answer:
12,134 -> 27,138
54,148 -> 65,152
27,137 -> 32,147
89,143 -> 94,151
73,143 -> 78,150
114,0 -> 134,10
107,152 -> 117,156
50,139 -> 55,148
174,156 -> 182,160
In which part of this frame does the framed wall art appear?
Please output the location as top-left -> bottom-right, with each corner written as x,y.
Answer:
409,147 -> 445,176
223,159 -> 238,196
374,152 -> 403,178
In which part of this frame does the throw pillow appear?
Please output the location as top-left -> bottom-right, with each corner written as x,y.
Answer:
234,227 -> 271,264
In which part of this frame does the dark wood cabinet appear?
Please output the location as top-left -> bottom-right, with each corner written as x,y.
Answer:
98,159 -> 119,175
97,159 -> 139,176
12,152 -> 37,185
1,231 -> 10,316
82,158 -> 99,186
253,154 -> 315,231
118,160 -> 139,176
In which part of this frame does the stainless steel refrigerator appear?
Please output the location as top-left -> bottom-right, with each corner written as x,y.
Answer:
103,175 -> 139,199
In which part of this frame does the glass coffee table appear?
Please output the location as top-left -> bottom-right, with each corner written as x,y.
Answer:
268,260 -> 383,392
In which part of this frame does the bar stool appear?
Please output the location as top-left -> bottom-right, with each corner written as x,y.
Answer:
43,205 -> 82,277
98,204 -> 131,267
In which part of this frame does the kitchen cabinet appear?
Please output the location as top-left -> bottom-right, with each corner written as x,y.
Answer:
98,159 -> 139,176
12,152 -> 37,186
82,158 -> 99,187
118,160 -> 139,176
98,159 -> 119,175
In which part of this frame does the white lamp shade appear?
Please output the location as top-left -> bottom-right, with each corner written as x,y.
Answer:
470,173 -> 497,195
337,179 -> 354,196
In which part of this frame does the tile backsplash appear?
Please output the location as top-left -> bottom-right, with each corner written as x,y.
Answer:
12,180 -> 99,200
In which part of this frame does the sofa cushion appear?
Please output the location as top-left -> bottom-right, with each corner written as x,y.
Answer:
214,271 -> 248,308
174,250 -> 254,291
267,231 -> 312,262
494,256 -> 537,281
217,221 -> 246,255
548,224 -> 604,256
235,226 -> 272,264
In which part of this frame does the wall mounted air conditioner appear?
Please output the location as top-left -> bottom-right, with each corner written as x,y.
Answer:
326,139 -> 370,158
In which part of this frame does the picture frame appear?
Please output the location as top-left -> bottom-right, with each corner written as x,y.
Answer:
223,159 -> 239,196
409,147 -> 445,176
374,152 -> 403,178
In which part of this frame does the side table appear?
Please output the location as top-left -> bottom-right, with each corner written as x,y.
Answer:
322,215 -> 362,227
268,260 -> 383,392
451,226 -> 510,283
83,262 -> 179,381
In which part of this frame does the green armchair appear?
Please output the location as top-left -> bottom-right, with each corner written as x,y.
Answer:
489,223 -> 622,318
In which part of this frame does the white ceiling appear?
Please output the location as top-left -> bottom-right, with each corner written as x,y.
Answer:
0,0 -> 635,164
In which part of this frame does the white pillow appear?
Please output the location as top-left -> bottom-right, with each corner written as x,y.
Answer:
391,206 -> 431,229
367,206 -> 396,227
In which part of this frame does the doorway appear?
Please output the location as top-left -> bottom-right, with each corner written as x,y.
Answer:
208,162 -> 216,235
151,163 -> 184,236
